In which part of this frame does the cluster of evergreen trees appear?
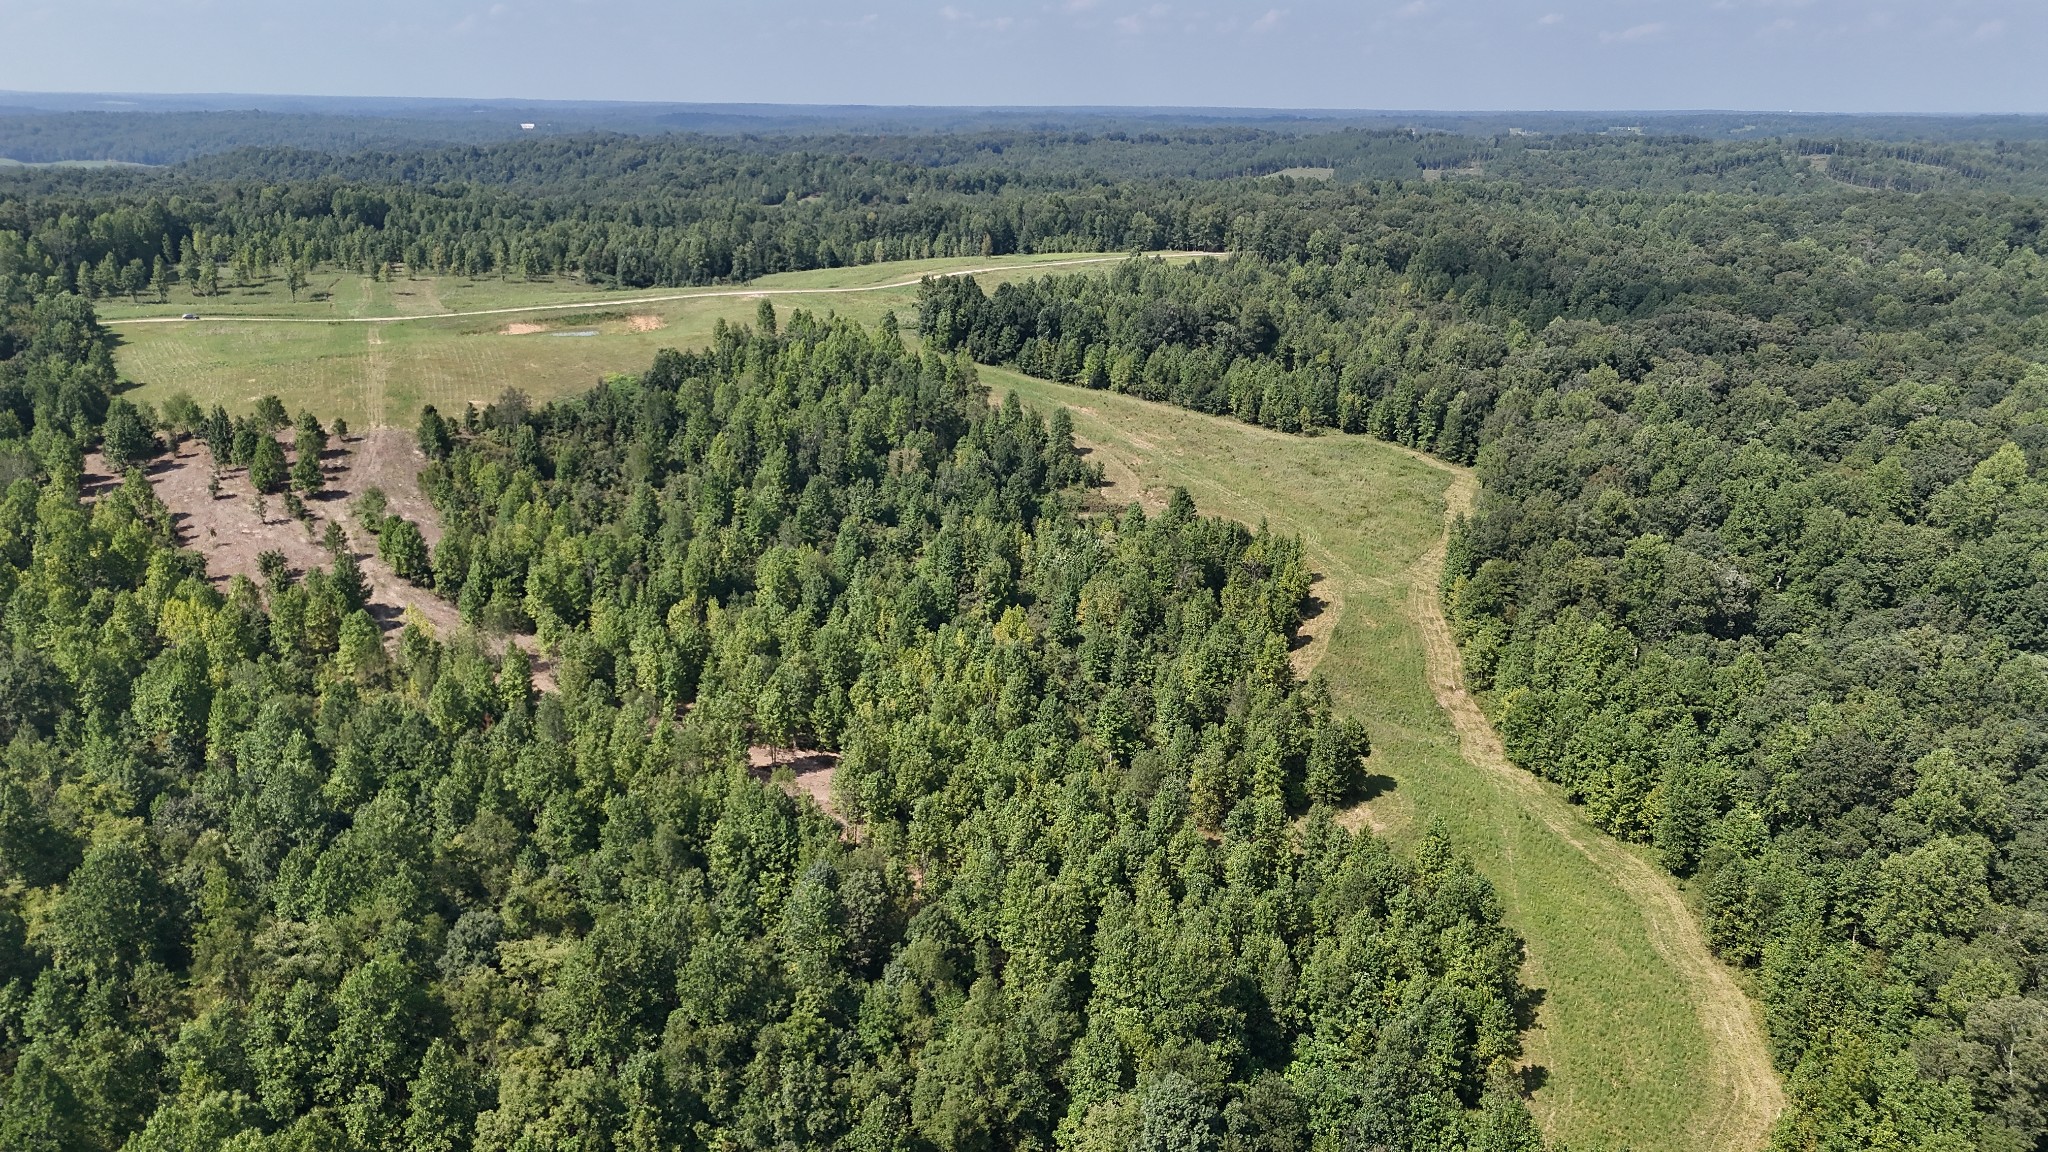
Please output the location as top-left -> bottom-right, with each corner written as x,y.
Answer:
0,267 -> 1543,1150
924,161 -> 2048,1148
0,137 -> 1244,295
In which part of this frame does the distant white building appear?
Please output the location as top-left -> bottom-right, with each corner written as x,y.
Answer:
520,123 -> 536,131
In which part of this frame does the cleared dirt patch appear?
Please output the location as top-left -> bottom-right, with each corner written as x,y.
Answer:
1074,433 -> 1167,514
345,427 -> 445,548
94,440 -> 334,591
90,430 -> 546,684
625,314 -> 665,333
500,322 -> 546,335
1289,576 -> 1343,680
748,746 -> 843,824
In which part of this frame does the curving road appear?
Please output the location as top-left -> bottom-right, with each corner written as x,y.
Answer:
993,370 -> 1786,1152
1407,463 -> 1786,1152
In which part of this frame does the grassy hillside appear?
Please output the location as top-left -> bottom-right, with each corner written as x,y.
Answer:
987,366 -> 1783,1152
102,253 -> 1189,427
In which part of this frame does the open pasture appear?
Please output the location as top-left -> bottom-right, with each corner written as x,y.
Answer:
104,252 -> 1197,427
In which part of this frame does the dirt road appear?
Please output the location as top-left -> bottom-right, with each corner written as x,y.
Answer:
998,368 -> 1786,1151
103,254 -> 1192,327
1410,465 -> 1786,1152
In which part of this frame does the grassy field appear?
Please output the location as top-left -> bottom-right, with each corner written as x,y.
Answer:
987,366 -> 1780,1152
104,252 -> 1197,428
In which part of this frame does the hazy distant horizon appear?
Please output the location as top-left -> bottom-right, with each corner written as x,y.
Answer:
6,93 -> 2043,119
3,1 -> 2043,115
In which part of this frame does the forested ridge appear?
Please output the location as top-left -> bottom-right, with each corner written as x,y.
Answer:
9,128 -> 2048,305
0,251 -> 1545,1151
924,170 -> 2048,1149
0,111 -> 540,168
12,117 -> 2048,190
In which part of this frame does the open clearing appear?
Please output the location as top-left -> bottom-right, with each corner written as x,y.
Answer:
989,366 -> 1784,1152
97,429 -> 543,679
103,252 -> 1202,428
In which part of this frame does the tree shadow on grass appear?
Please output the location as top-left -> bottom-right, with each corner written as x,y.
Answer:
1291,589 -> 1330,653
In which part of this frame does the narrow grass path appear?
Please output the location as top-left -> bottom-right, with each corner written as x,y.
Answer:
990,367 -> 1785,1152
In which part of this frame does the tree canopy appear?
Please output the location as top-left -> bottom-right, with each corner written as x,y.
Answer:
0,270 -> 1540,1151
921,147 -> 2048,1152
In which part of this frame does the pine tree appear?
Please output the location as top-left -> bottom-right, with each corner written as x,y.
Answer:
100,400 -> 156,469
293,447 -> 323,498
380,517 -> 432,585
334,550 -> 371,610
417,406 -> 453,460
248,436 -> 286,493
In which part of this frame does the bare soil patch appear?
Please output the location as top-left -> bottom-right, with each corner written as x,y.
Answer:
345,428 -> 445,548
500,322 -> 546,335
1074,434 -> 1168,514
1335,800 -> 1391,837
748,745 -> 843,824
1289,576 -> 1343,680
625,314 -> 665,333
89,429 -> 546,683
92,441 -> 335,591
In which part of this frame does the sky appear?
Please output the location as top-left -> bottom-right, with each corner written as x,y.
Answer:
3,0 -> 2044,114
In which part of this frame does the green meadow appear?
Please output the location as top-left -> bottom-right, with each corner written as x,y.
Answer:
103,252 -> 1191,427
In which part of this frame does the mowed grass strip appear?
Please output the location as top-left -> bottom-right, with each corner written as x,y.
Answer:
107,252 -> 1199,427
987,366 -> 1754,1152
95,251 -> 1184,324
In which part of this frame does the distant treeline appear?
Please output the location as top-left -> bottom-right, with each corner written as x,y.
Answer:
12,103 -> 2048,182
10,129 -> 2048,309
0,110 -> 541,166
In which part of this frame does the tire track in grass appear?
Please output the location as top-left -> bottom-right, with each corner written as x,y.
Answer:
103,254 -> 1197,328
1417,467 -> 1785,1147
991,368 -> 1784,1152
1408,466 -> 1785,1152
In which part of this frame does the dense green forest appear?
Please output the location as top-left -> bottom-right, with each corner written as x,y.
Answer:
11,108 -> 2048,188
0,111 -> 541,168
19,110 -> 2048,1149
2,136 -> 1239,292
0,252 -> 1543,1150
924,168 -> 2048,1148
9,128 -> 2048,307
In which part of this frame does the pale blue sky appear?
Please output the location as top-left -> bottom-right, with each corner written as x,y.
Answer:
5,0 -> 2043,113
